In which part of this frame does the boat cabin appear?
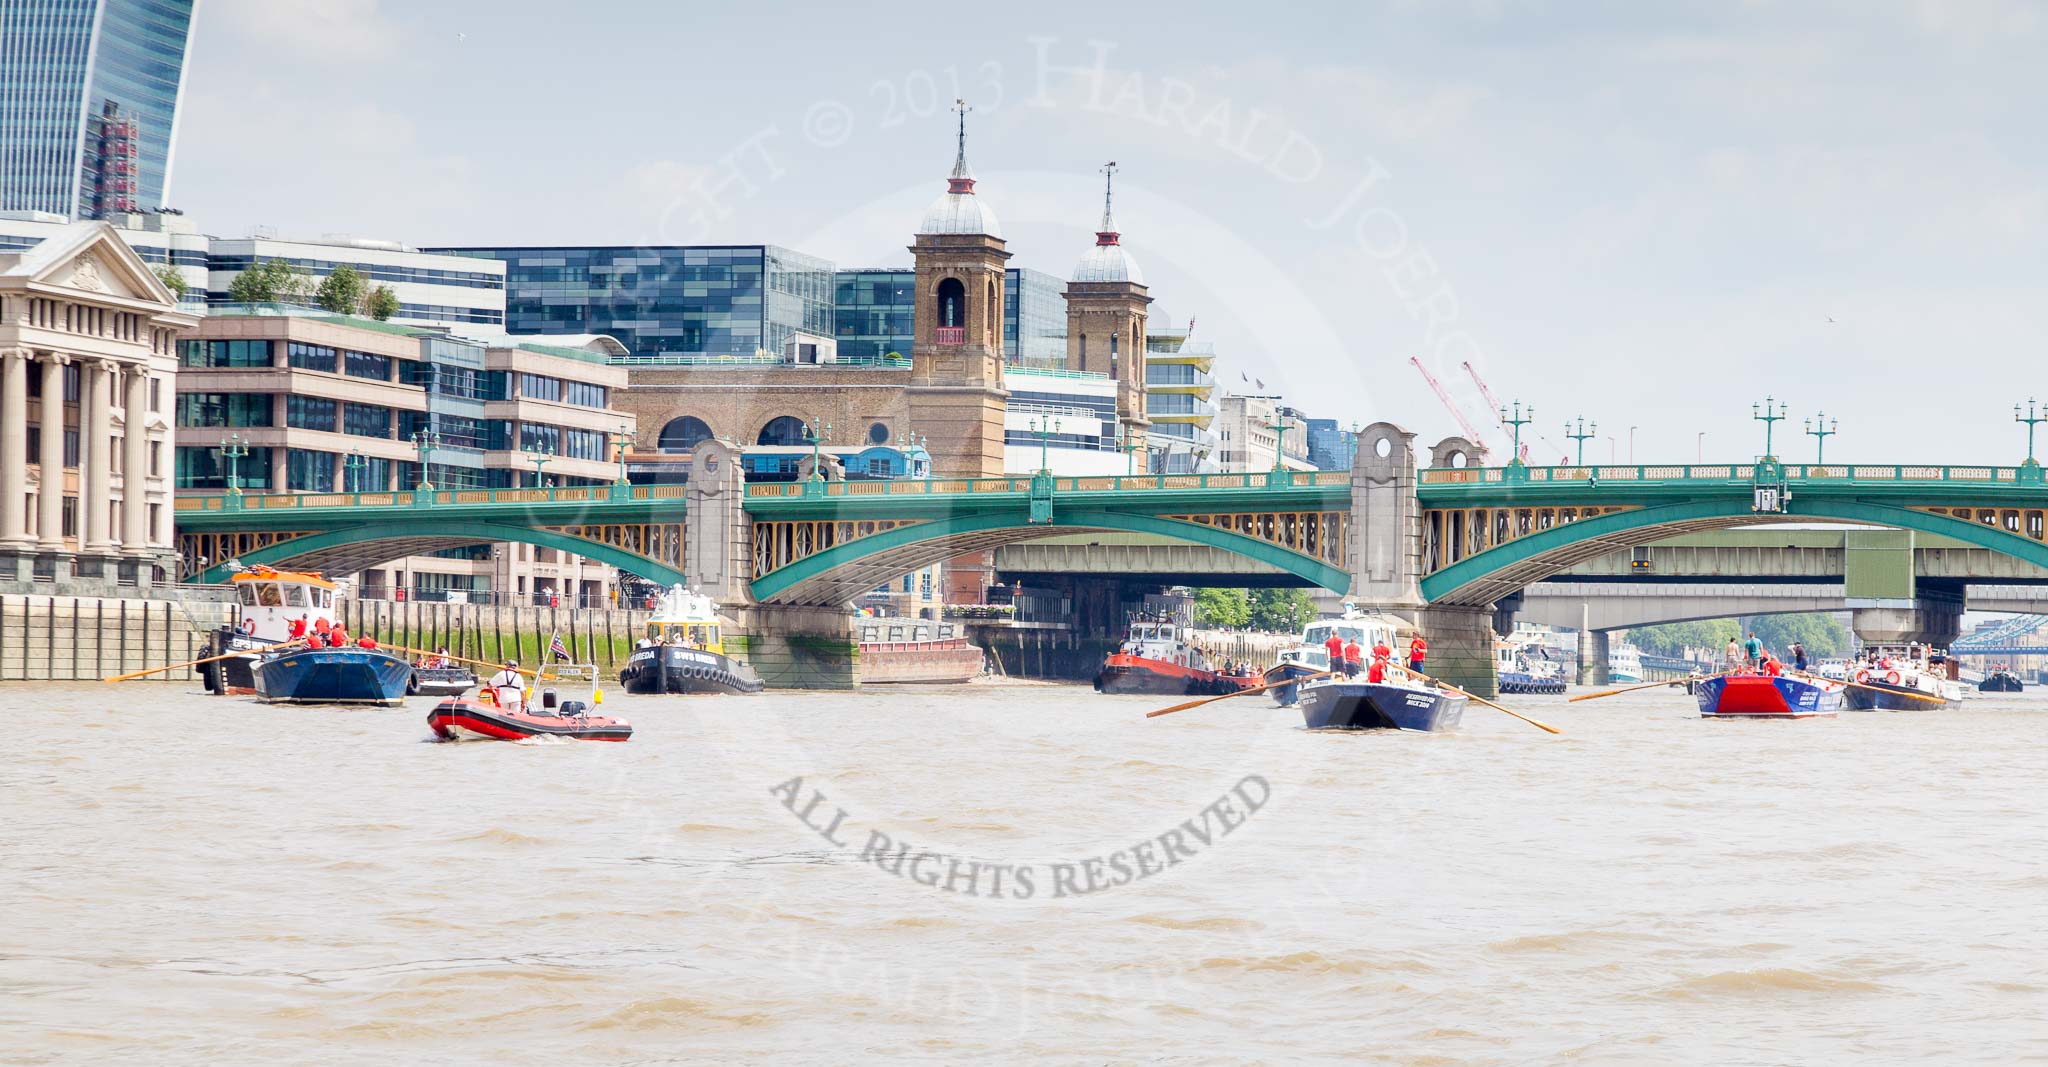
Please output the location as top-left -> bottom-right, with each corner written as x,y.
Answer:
231,568 -> 340,643
642,619 -> 725,654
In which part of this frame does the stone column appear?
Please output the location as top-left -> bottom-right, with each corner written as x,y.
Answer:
1416,605 -> 1501,697
37,354 -> 69,552
1577,626 -> 1611,687
1347,422 -> 1423,609
82,360 -> 114,555
122,365 -> 151,554
0,348 -> 29,547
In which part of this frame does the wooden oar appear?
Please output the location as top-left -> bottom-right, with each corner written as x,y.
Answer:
1400,666 -> 1564,735
103,638 -> 304,683
1569,674 -> 1720,702
1145,671 -> 1333,718
375,642 -> 547,681
1838,678 -> 1948,704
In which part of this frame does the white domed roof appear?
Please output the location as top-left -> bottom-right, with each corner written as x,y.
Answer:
1072,241 -> 1143,284
919,187 -> 1003,238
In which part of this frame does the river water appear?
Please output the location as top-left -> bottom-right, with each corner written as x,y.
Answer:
5,679 -> 2046,1065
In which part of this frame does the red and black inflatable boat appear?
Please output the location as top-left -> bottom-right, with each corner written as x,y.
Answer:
428,695 -> 633,742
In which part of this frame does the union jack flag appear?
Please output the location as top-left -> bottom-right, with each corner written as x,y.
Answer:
548,632 -> 570,662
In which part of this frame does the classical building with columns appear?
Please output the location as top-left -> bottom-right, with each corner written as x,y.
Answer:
0,222 -> 195,593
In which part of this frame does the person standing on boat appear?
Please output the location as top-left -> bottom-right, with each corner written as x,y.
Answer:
1790,641 -> 1807,673
1342,638 -> 1363,678
1726,638 -> 1743,671
1407,633 -> 1427,676
1743,632 -> 1763,669
489,661 -> 525,710
1324,632 -> 1346,673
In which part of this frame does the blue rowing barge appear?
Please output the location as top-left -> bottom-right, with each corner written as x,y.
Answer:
1298,677 -> 1466,732
254,647 -> 414,707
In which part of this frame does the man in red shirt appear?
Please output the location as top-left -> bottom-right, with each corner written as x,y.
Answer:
357,635 -> 378,650
1407,633 -> 1427,676
1342,639 -> 1363,678
328,626 -> 349,648
1323,632 -> 1345,674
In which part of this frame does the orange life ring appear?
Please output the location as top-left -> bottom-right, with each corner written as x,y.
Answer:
1854,669 -> 1870,684
1884,670 -> 1901,686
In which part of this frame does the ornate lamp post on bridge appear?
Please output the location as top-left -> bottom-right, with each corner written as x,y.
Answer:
409,428 -> 442,492
1565,416 -> 1597,467
1804,412 -> 1838,467
343,447 -> 367,495
802,419 -> 834,497
219,433 -> 250,510
2017,400 -> 2047,483
1027,416 -> 1054,475
609,424 -> 634,499
1751,396 -> 1787,461
524,442 -> 555,493
1115,427 -> 1144,477
1263,411 -> 1296,487
1499,401 -> 1533,480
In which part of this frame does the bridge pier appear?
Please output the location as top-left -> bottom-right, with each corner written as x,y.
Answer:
730,604 -> 862,690
1416,605 -> 1499,698
1851,602 -> 1963,648
1577,629 -> 1611,687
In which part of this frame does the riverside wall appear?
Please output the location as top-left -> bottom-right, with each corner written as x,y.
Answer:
0,594 -> 236,682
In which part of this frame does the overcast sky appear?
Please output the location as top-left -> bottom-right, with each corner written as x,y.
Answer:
170,0 -> 2046,465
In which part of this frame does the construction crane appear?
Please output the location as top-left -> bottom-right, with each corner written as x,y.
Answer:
1408,356 -> 1491,447
1463,361 -> 1566,465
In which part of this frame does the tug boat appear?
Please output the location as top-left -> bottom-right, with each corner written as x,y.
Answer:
617,585 -> 765,695
429,675 -> 632,742
1694,671 -> 1843,719
1097,614 -> 1257,696
1979,665 -> 2025,693
200,566 -> 413,706
199,566 -> 343,695
1843,644 -> 1963,711
1497,640 -> 1568,695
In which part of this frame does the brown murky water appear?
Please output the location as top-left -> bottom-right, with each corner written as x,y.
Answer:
5,679 -> 2047,1064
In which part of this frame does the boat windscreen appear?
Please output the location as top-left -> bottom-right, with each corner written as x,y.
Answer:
256,583 -> 282,607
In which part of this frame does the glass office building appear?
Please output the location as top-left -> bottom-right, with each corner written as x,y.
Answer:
433,244 -> 834,359
0,0 -> 200,218
832,267 -> 1069,365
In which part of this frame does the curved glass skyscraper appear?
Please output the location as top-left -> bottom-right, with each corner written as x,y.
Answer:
0,0 -> 199,218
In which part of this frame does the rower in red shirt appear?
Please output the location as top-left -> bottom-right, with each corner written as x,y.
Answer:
1407,634 -> 1428,675
1342,639 -> 1363,678
1323,632 -> 1346,674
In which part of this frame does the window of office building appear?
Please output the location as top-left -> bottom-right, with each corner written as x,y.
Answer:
345,349 -> 390,380
287,342 -> 338,372
180,339 -> 270,368
342,403 -> 392,438
518,373 -> 562,402
177,392 -> 274,428
286,395 -> 337,432
175,445 -> 274,490
565,381 -> 608,408
343,455 -> 393,492
286,448 -> 335,492
564,428 -> 605,461
520,423 -> 561,453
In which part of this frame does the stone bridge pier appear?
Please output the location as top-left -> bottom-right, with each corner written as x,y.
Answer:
1851,581 -> 1965,649
1350,424 -> 1501,697
685,438 -> 864,688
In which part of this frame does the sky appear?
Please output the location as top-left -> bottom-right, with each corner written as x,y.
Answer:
168,0 -> 2048,466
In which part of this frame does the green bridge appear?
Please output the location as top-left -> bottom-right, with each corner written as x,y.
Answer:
173,429 -> 2048,691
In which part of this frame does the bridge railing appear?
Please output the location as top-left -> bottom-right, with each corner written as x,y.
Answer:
1419,463 -> 2027,485
743,470 -> 1353,498
174,485 -> 692,511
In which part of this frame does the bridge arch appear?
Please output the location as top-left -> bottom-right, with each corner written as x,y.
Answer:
659,415 -> 713,452
753,509 -> 1352,606
188,520 -> 687,588
757,416 -> 808,446
1422,498 -> 2048,607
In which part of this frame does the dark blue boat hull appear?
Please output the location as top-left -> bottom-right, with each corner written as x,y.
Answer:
1298,681 -> 1465,732
1261,662 -> 1323,706
254,648 -> 414,706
